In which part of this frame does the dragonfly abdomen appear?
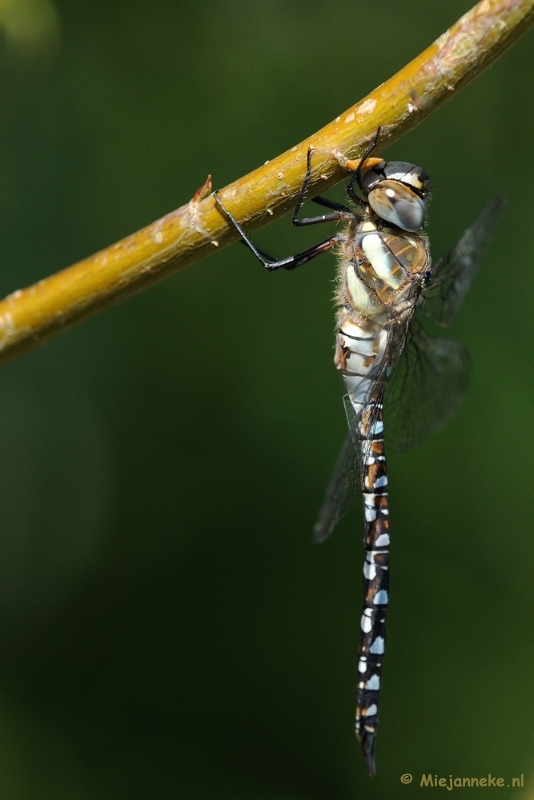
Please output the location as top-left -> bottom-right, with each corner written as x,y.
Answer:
334,311 -> 391,775
335,314 -> 388,404
356,404 -> 390,777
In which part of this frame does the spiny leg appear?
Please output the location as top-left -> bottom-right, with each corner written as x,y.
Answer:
312,195 -> 353,214
291,147 -> 355,227
213,147 -> 355,271
346,127 -> 383,207
214,191 -> 344,271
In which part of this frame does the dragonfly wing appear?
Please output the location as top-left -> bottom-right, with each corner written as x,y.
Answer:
313,360 -> 390,544
313,312 -> 469,537
313,430 -> 360,543
419,194 -> 504,327
384,318 -> 470,453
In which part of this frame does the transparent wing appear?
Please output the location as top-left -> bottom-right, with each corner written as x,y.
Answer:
384,318 -> 470,453
314,314 -> 470,539
313,431 -> 360,543
419,194 -> 504,327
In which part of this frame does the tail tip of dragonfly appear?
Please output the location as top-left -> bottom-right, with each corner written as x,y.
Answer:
361,732 -> 377,777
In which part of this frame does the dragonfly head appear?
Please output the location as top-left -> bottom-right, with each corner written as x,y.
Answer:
361,161 -> 430,233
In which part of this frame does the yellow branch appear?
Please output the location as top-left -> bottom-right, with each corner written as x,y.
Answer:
0,0 -> 532,363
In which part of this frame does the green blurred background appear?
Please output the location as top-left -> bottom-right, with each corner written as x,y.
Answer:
0,1 -> 532,797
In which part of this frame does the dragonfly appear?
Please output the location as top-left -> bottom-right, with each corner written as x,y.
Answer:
214,131 -> 503,777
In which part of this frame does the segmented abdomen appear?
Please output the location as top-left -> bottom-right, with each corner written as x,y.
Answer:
356,404 -> 389,776
335,307 -> 391,777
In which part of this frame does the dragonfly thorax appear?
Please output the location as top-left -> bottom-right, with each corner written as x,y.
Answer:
339,221 -> 430,324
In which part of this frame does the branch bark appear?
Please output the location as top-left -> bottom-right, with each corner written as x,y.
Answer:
0,0 -> 532,363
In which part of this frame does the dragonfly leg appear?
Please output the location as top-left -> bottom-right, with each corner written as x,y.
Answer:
346,127 -> 383,207
291,147 -> 355,227
214,190 -> 344,271
311,195 -> 354,214
213,144 -> 356,271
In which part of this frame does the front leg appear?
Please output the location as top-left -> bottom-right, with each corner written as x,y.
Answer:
214,191 -> 344,271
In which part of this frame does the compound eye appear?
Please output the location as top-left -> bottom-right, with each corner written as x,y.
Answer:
368,180 -> 425,232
